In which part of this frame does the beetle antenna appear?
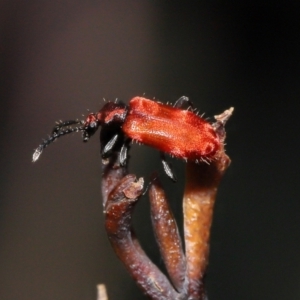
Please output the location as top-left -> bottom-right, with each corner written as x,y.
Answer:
32,126 -> 84,162
52,119 -> 83,134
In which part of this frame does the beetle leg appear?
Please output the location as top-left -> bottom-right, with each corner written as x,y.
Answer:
102,134 -> 119,158
173,96 -> 194,110
119,138 -> 131,166
160,152 -> 177,182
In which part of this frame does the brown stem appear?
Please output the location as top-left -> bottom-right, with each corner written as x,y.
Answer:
104,167 -> 178,299
183,156 -> 230,299
97,284 -> 108,300
183,107 -> 233,299
149,175 -> 186,293
101,154 -> 127,209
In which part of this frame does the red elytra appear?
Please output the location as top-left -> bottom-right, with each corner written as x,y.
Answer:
122,97 -> 220,161
32,96 -> 222,180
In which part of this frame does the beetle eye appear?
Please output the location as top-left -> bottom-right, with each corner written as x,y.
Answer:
89,121 -> 97,128
83,121 -> 99,142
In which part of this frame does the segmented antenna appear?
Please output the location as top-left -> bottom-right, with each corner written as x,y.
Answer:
32,126 -> 84,162
52,120 -> 83,134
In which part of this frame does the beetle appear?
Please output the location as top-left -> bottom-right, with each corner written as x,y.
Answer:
32,96 -> 222,181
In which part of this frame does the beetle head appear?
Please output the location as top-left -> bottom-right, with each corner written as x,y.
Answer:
82,113 -> 99,142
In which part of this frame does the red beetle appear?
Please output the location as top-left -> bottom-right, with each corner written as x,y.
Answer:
33,96 -> 225,181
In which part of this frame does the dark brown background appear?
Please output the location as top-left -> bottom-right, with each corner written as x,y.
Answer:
1,1 -> 300,299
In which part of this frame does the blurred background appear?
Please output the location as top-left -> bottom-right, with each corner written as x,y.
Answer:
1,1 -> 300,299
